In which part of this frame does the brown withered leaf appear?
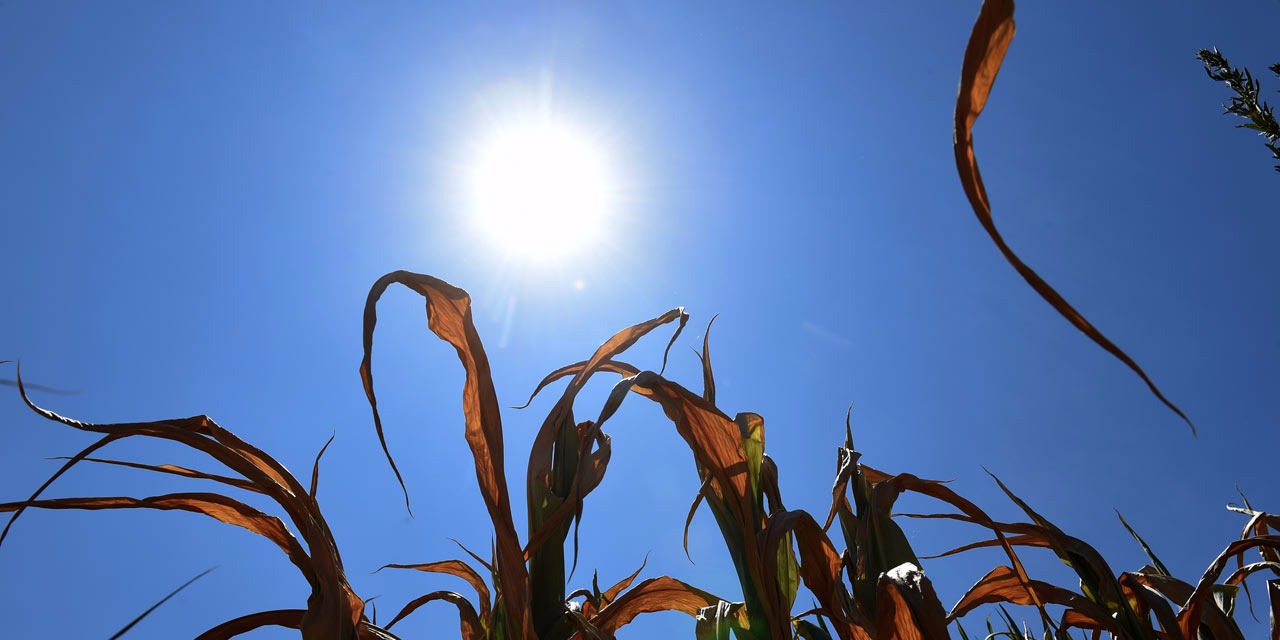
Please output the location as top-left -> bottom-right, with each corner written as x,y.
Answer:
0,493 -> 315,583
954,0 -> 1193,432
918,531 -> 1051,560
199,611 -> 398,640
377,560 -> 492,620
195,613 -> 394,640
50,456 -> 262,495
1179,535 -> 1280,639
512,359 -> 640,410
192,609 -> 306,640
949,565 -> 1109,628
856,470 -> 1056,633
587,576 -> 723,635
1059,609 -> 1108,635
360,270 -> 533,639
602,555 -> 650,606
10,374 -> 369,639
1226,561 -> 1280,587
383,590 -> 483,639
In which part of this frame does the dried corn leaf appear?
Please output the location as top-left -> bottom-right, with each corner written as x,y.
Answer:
588,576 -> 723,635
1179,536 -> 1280,639
950,565 -> 1108,629
192,609 -> 305,640
384,590 -> 483,639
50,456 -> 263,494
10,376 -> 366,639
360,270 -> 533,639
378,560 -> 492,619
954,0 -> 1193,432
513,360 -> 640,410
0,493 -> 314,583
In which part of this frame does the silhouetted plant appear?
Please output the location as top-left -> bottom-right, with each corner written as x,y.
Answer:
1197,47 -> 1280,172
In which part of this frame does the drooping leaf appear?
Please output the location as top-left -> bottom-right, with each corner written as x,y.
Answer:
360,270 -> 533,639
601,554 -> 650,606
984,470 -> 1147,638
192,609 -> 306,640
512,359 -> 641,411
0,493 -> 314,582
949,565 -> 1110,632
954,0 -> 1193,432
48,455 -> 263,495
377,560 -> 492,620
1179,536 -> 1280,639
852,469 -> 1057,634
589,576 -> 724,635
10,373 -> 368,640
384,590 -> 484,639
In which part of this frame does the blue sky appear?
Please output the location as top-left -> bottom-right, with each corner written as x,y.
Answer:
1,2 -> 1278,638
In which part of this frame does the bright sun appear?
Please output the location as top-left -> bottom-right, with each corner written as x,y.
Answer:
467,120 -> 617,261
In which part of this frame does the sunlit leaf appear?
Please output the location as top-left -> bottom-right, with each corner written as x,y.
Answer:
954,0 -> 1193,432
360,270 -> 533,639
384,590 -> 483,639
377,560 -> 492,620
588,576 -> 723,635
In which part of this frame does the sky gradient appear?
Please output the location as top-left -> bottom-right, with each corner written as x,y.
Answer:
2,2 -> 1278,638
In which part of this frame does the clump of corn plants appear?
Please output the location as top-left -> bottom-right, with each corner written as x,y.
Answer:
6,269 -> 1278,639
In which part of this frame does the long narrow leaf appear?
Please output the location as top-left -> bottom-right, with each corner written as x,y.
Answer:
360,270 -> 533,639
953,0 -> 1193,432
108,566 -> 218,640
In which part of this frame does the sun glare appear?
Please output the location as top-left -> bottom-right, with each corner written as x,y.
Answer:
467,120 -> 616,261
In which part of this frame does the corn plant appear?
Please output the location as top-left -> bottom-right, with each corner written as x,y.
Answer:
3,269 -> 1278,639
